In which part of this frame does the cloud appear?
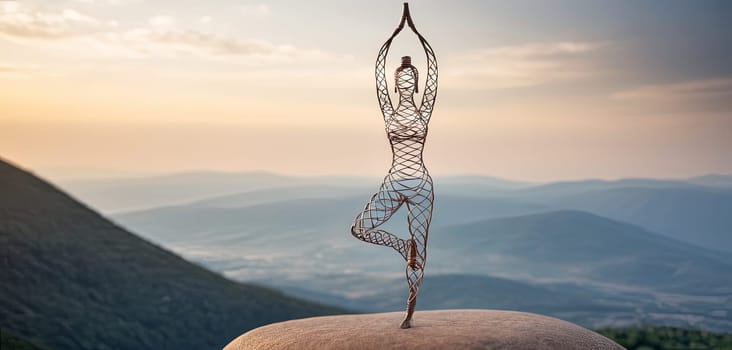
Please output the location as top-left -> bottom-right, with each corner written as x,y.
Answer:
0,2 -> 101,39
93,26 -> 345,63
0,3 -> 343,64
611,78 -> 732,101
70,0 -> 138,5
446,41 -> 605,90
478,42 -> 598,57
609,78 -> 732,114
103,28 -> 286,58
238,4 -> 270,17
155,67 -> 366,90
147,15 -> 175,29
0,63 -> 23,72
0,62 -> 42,79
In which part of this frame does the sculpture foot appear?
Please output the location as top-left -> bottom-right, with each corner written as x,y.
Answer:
400,303 -> 415,329
400,318 -> 412,329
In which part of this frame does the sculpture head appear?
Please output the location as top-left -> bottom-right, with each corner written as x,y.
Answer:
395,56 -> 419,96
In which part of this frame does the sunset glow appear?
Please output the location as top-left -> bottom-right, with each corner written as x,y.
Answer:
2,0 -> 730,180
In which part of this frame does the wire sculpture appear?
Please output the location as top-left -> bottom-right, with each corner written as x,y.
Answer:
351,2 -> 437,329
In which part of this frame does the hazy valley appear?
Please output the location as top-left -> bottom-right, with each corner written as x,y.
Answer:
57,171 -> 732,332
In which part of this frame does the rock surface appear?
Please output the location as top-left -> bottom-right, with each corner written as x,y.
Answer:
223,309 -> 625,350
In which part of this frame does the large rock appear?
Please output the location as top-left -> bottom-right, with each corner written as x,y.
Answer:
224,309 -> 625,350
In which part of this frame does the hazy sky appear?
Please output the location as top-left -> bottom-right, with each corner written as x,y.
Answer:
1,0 -> 731,181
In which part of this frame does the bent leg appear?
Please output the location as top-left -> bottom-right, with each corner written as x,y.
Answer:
351,182 -> 409,259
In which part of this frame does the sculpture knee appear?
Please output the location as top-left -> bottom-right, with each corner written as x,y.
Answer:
350,218 -> 368,241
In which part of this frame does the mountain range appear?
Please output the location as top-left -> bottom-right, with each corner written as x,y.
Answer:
19,167 -> 732,333
52,170 -> 731,332
60,171 -> 732,252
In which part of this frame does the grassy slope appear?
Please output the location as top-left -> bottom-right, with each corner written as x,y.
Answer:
0,159 -> 344,350
599,327 -> 732,350
1,330 -> 48,350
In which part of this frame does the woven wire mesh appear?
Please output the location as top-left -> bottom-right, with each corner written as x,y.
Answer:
351,3 -> 438,329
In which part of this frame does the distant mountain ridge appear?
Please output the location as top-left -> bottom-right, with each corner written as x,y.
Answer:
57,172 -> 537,213
253,211 -> 732,331
56,171 -> 731,214
0,158 -> 344,350
549,186 -> 732,252
36,168 -> 732,332
433,210 -> 732,295
687,174 -> 732,188
59,171 -> 732,252
114,195 -> 732,331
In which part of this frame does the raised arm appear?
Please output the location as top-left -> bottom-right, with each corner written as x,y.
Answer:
375,5 -> 409,121
376,3 -> 437,122
375,37 -> 396,121
415,33 -> 437,122
405,11 -> 438,123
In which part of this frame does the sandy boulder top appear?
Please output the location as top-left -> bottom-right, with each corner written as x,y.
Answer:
224,309 -> 625,350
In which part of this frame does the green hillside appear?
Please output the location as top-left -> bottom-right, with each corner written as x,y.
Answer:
1,331 -> 48,350
0,158 -> 344,350
599,327 -> 732,350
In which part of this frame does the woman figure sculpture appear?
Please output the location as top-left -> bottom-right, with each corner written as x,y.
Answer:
351,3 -> 437,329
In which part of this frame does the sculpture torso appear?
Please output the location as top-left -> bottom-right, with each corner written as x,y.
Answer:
386,64 -> 428,182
